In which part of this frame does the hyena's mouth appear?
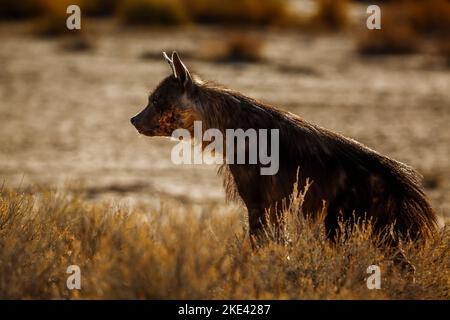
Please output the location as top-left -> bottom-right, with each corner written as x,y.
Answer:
138,126 -> 168,137
138,128 -> 156,136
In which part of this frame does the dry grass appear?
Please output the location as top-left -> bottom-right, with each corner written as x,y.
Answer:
0,183 -> 448,299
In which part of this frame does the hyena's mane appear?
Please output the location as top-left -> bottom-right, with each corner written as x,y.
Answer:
190,79 -> 437,240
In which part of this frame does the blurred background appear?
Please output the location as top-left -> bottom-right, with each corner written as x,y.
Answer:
0,0 -> 449,222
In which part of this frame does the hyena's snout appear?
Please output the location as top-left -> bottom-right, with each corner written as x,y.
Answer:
130,114 -> 145,133
130,108 -> 160,136
130,112 -> 150,135
130,115 -> 138,127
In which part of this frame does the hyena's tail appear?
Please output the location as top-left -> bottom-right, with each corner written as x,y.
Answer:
385,158 -> 438,242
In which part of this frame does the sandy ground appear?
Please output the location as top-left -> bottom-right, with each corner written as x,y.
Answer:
0,22 -> 449,222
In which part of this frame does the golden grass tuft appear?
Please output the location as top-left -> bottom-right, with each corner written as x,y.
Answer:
0,184 -> 448,299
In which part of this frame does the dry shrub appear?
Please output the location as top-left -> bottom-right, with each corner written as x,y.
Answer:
60,34 -> 93,52
357,0 -> 450,56
406,0 -> 450,35
0,0 -> 299,28
117,0 -> 190,25
357,6 -> 420,55
0,0 -> 43,20
201,33 -> 265,63
117,0 -> 292,27
437,39 -> 450,67
33,0 -> 84,37
357,25 -> 419,55
81,0 -> 121,17
311,0 -> 349,31
183,0 -> 290,26
0,0 -> 130,20
0,183 -> 448,299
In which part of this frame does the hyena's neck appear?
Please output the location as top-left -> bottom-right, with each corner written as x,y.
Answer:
194,83 -> 278,133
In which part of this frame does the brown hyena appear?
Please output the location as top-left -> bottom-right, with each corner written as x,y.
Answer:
131,52 -> 437,273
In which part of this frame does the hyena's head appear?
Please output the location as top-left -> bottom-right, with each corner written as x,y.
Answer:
130,51 -> 200,136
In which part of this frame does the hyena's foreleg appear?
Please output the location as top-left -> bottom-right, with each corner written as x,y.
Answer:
229,165 -> 268,244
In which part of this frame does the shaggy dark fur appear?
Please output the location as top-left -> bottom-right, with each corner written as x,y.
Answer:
131,52 -> 438,271
203,87 -> 437,239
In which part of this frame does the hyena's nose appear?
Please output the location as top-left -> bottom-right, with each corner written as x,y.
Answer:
130,116 -> 137,126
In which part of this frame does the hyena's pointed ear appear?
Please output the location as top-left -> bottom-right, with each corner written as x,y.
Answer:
171,51 -> 193,90
163,51 -> 175,75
